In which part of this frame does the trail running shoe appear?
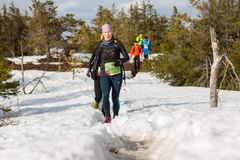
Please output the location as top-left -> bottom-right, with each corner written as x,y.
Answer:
92,101 -> 99,109
104,116 -> 111,123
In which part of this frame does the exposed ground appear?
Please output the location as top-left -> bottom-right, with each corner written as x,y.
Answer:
111,137 -> 152,160
6,57 -> 135,72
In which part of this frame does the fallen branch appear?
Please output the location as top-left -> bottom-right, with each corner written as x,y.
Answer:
23,71 -> 47,94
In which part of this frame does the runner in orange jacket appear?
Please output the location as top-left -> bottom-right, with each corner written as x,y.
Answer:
130,41 -> 142,73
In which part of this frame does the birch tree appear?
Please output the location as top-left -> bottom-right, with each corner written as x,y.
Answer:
209,27 -> 222,107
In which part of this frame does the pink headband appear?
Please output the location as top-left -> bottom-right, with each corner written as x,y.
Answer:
101,23 -> 112,33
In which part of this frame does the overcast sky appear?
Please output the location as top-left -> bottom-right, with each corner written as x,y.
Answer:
0,0 -> 198,24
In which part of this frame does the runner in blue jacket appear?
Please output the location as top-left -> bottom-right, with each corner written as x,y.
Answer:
141,36 -> 152,59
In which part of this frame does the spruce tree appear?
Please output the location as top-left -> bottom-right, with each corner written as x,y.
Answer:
152,7 -> 194,86
92,5 -> 114,35
0,12 -> 4,54
190,0 -> 240,90
0,56 -> 19,98
28,0 -> 58,62
114,8 -> 132,50
73,22 -> 95,52
55,13 -> 81,54
0,2 -> 26,57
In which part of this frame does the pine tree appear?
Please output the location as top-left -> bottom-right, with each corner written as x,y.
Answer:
190,0 -> 240,90
92,6 -> 114,35
114,8 -> 133,50
73,22 -> 95,52
28,0 -> 58,62
0,56 -> 19,98
0,3 -> 26,57
152,6 -> 195,86
55,13 -> 81,54
128,2 -> 141,37
0,12 -> 4,55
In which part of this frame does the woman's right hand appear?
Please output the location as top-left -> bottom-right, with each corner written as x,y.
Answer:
86,69 -> 91,77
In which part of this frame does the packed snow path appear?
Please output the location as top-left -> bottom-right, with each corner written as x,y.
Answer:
1,69 -> 240,160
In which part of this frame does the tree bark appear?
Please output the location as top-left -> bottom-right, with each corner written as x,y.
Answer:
47,33 -> 51,64
209,27 -> 222,108
20,37 -> 26,94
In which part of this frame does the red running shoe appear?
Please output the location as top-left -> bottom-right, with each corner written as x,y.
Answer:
104,116 -> 111,123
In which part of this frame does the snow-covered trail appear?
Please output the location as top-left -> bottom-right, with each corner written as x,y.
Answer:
0,70 -> 153,160
1,69 -> 240,160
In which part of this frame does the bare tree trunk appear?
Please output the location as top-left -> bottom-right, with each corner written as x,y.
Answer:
58,55 -> 61,71
20,38 -> 26,94
73,69 -> 75,80
46,31 -> 51,64
210,27 -> 222,108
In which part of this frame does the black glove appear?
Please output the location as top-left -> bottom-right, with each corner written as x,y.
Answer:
114,60 -> 122,67
86,69 -> 91,77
